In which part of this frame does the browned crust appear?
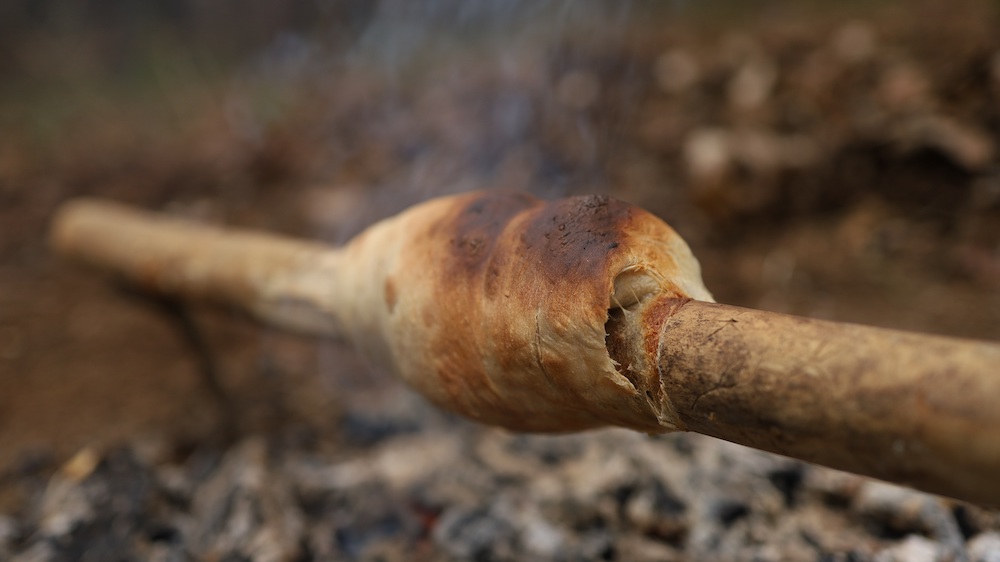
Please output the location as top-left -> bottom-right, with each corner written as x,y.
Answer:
365,191 -> 710,432
48,193 -> 1000,504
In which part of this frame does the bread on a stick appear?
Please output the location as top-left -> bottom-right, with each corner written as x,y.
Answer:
52,191 -> 713,433
343,191 -> 713,432
49,191 -> 1000,505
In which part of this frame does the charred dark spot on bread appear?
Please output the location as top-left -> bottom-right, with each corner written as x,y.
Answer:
439,192 -> 635,301
445,191 -> 538,277
519,194 -> 633,285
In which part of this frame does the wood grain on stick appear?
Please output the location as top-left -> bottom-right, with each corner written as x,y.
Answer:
634,297 -> 1000,506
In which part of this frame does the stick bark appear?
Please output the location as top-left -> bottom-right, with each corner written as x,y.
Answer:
643,297 -> 1000,505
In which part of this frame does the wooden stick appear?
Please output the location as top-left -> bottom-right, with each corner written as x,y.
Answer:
637,297 -> 1000,506
51,198 -> 351,337
50,193 -> 1000,505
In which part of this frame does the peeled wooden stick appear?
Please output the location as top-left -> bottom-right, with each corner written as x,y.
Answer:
50,191 -> 1000,505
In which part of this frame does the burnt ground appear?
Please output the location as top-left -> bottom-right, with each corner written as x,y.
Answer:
2,1 -> 1000,560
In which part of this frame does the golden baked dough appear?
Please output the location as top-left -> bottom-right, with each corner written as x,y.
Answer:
335,191 -> 713,432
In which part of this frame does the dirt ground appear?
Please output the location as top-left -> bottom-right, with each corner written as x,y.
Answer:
2,1 -> 1000,560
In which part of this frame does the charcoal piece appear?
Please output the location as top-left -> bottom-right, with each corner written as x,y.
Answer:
714,500 -> 751,528
623,479 -> 687,545
767,464 -> 805,508
434,506 -> 517,562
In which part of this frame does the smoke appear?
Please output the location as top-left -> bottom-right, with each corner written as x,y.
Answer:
236,0 -> 641,242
